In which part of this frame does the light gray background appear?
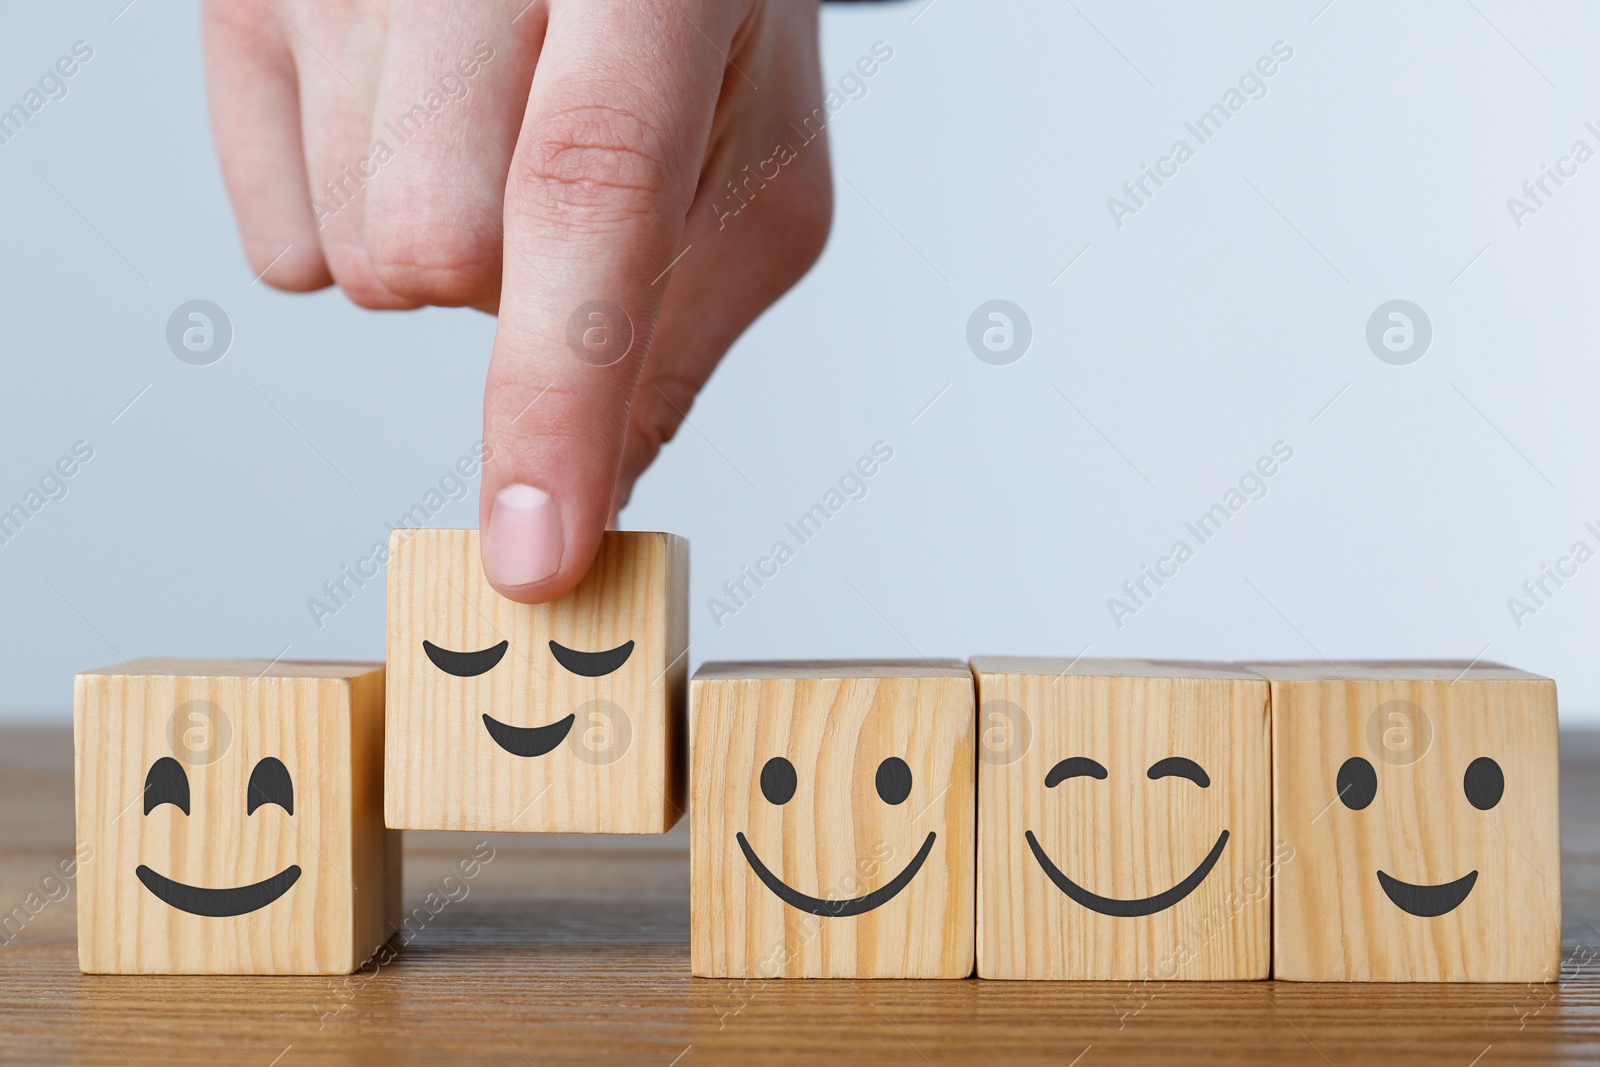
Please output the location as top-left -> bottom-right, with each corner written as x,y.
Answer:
3,1 -> 1597,721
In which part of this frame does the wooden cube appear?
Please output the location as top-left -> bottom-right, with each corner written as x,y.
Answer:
972,658 -> 1271,980
385,528 -> 688,833
690,661 -> 975,978
74,659 -> 398,974
1260,660 -> 1561,982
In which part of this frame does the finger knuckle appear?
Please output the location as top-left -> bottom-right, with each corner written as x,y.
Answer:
368,224 -> 500,307
323,242 -> 417,310
341,283 -> 412,310
512,99 -> 671,223
486,373 -> 629,433
631,374 -> 698,452
202,0 -> 278,36
248,244 -> 331,292
777,180 -> 833,274
705,156 -> 833,290
485,372 -> 586,412
621,422 -> 666,483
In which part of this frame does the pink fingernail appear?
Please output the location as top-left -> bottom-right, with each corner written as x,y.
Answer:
484,484 -> 562,587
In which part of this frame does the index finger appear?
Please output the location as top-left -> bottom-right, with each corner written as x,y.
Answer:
479,0 -> 740,601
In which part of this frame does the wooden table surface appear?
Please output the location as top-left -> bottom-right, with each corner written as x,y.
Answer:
3,726 -> 1599,1066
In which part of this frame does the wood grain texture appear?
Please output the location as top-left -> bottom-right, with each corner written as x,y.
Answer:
385,528 -> 688,834
1255,660 -> 1561,982
973,658 -> 1270,980
691,661 -> 975,978
73,661 -> 398,974
6,727 -> 1600,1063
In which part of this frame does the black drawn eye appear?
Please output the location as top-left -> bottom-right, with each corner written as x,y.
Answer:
423,639 -> 509,677
875,757 -> 913,805
1147,756 -> 1210,788
1337,757 -> 1377,811
548,640 -> 634,677
1463,756 -> 1504,811
143,757 -> 190,815
1044,757 -> 1108,787
247,757 -> 295,815
760,757 -> 797,805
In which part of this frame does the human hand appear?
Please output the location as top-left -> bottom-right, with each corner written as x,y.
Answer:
204,0 -> 833,600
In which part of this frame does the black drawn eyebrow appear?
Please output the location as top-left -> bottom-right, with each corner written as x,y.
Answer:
1147,756 -> 1211,788
422,639 -> 510,678
247,757 -> 295,815
144,756 -> 190,815
548,639 -> 634,677
1044,757 -> 1108,787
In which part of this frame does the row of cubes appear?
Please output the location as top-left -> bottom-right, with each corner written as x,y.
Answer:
691,656 -> 1560,982
72,531 -> 1560,980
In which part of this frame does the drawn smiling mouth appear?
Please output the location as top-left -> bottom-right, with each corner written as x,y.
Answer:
736,831 -> 938,917
481,712 -> 576,757
136,864 -> 302,917
1376,869 -> 1479,917
1026,829 -> 1230,917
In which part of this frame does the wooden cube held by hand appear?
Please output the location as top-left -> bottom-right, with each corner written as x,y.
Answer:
385,528 -> 688,833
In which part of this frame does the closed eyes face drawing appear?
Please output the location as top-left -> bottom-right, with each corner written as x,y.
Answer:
971,661 -> 1274,982
422,637 -> 636,757
385,528 -> 687,834
1026,754 -> 1230,917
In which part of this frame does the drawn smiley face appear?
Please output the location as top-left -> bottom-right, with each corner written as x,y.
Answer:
737,754 -> 937,916
135,755 -> 301,917
690,663 -> 974,978
421,636 -> 635,757
1337,753 -> 1505,917
1026,755 -> 1229,916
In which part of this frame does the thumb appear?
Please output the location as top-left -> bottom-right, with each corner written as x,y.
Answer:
477,2 -> 727,603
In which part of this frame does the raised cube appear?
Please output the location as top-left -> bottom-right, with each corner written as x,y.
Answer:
385,528 -> 688,833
